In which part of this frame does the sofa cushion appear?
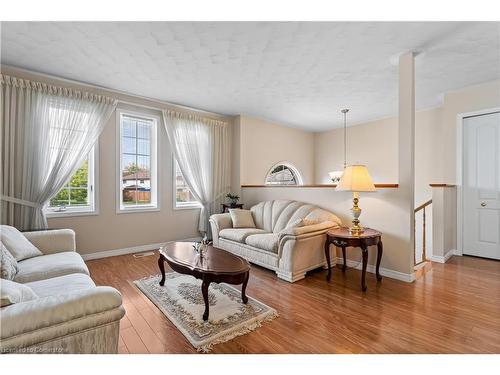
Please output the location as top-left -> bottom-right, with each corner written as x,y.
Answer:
219,228 -> 267,243
14,252 -> 89,283
245,233 -> 280,253
1,242 -> 19,280
0,279 -> 38,307
0,225 -> 43,261
229,209 -> 256,228
25,273 -> 96,298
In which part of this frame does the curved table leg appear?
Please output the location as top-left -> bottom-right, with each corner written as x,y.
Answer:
361,245 -> 368,292
202,279 -> 210,321
158,254 -> 166,286
241,271 -> 249,304
376,240 -> 383,281
325,240 -> 332,281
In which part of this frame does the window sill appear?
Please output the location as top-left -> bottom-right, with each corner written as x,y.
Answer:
174,203 -> 201,211
45,209 -> 98,218
117,205 -> 160,214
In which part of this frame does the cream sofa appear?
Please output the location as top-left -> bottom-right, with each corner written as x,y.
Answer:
210,200 -> 342,282
0,228 -> 125,354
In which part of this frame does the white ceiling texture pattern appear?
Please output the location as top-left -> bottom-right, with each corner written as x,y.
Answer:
1,22 -> 499,131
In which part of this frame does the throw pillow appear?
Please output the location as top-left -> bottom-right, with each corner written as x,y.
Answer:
0,225 -> 43,261
0,279 -> 38,307
229,209 -> 256,228
1,242 -> 19,280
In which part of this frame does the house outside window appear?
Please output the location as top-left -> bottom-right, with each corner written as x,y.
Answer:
174,160 -> 200,209
117,110 -> 158,212
265,162 -> 303,185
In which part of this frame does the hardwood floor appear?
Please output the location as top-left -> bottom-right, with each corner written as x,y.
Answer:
86,253 -> 500,353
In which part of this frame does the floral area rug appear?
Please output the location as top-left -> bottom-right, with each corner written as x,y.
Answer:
134,273 -> 278,352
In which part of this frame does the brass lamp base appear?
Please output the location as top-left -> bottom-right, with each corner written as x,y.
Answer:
349,192 -> 364,235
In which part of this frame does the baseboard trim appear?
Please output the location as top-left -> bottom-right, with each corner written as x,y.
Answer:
428,249 -> 458,264
81,237 -> 202,261
335,257 -> 415,283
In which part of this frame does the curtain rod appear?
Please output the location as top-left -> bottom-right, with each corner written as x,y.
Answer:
1,64 -> 232,121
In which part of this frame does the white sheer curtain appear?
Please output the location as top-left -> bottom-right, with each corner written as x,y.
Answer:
163,109 -> 231,234
1,74 -> 117,230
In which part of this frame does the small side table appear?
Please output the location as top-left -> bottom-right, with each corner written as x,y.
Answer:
221,203 -> 243,213
324,227 -> 383,291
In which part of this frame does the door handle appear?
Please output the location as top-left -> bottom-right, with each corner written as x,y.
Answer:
480,202 -> 487,207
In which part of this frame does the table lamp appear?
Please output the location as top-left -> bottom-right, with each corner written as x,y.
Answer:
336,165 -> 376,234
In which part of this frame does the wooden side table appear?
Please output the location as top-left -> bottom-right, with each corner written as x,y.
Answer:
324,227 -> 383,291
221,203 -> 243,213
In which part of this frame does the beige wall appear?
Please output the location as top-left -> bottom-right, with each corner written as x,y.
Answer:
238,115 -> 315,185
431,187 -> 457,260
1,65 -> 232,255
314,107 -> 444,205
314,116 -> 399,185
314,81 -> 500,205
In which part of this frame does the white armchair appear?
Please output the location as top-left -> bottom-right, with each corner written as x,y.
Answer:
1,226 -> 125,354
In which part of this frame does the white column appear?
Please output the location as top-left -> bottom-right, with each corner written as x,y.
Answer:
399,52 -> 416,271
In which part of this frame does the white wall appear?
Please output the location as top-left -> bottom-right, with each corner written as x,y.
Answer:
237,115 -> 316,185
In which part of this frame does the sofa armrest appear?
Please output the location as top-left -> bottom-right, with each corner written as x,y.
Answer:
0,287 -> 124,347
209,213 -> 232,245
23,229 -> 76,254
209,213 -> 233,231
279,221 -> 337,237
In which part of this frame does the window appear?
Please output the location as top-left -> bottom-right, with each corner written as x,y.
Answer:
174,160 -> 200,209
118,111 -> 158,212
265,162 -> 303,185
46,148 -> 96,216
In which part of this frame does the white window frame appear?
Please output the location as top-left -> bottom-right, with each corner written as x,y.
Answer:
265,161 -> 304,185
173,158 -> 201,210
45,145 -> 99,218
116,109 -> 159,213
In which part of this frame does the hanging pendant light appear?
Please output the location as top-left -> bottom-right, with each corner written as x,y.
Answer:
328,109 -> 349,184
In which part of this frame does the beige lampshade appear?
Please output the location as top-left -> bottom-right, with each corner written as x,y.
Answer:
336,165 -> 376,192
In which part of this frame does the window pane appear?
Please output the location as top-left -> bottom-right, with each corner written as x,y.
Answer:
175,161 -> 198,205
68,188 -> 88,205
122,137 -> 136,154
266,164 -> 301,185
122,187 -> 137,205
137,155 -> 150,170
122,118 -> 136,137
137,122 -> 150,139
137,138 -> 150,155
69,159 -> 88,187
120,113 -> 155,208
122,154 -> 137,173
49,155 -> 91,209
50,188 -> 70,207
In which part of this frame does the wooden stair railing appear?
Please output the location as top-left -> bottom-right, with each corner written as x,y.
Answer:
414,199 -> 432,265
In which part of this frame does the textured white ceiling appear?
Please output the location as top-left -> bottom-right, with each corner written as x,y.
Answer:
1,22 -> 499,131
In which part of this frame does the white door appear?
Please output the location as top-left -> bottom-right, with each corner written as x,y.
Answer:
463,111 -> 500,260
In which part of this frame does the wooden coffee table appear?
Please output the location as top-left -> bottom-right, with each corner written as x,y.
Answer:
158,242 -> 251,321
